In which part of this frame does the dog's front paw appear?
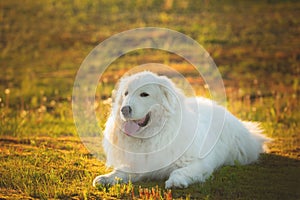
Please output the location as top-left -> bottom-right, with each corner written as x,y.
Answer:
93,171 -> 128,187
93,174 -> 118,187
165,173 -> 189,189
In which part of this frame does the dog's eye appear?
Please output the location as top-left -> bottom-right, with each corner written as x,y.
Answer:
124,91 -> 128,96
140,92 -> 149,97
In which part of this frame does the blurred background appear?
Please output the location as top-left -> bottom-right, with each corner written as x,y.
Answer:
1,0 -> 299,136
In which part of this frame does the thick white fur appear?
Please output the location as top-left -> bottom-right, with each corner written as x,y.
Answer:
93,71 -> 270,188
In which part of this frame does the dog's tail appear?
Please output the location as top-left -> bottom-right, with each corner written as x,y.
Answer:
242,121 -> 272,153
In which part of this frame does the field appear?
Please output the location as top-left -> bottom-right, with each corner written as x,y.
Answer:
0,0 -> 300,199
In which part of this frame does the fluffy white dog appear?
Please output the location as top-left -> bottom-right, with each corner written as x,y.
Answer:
93,71 -> 269,188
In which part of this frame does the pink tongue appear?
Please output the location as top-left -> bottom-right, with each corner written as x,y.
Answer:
123,121 -> 140,135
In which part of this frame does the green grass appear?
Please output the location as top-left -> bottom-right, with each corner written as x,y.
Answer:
1,0 -> 300,199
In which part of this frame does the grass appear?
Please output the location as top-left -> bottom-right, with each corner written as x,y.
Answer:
1,0 -> 300,199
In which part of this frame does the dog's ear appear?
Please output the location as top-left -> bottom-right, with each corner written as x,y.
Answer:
111,77 -> 128,117
158,76 -> 181,113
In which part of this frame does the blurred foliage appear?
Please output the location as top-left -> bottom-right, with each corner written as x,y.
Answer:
0,0 -> 299,135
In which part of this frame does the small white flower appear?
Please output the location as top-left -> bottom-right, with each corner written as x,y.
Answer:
50,100 -> 56,107
4,89 -> 10,95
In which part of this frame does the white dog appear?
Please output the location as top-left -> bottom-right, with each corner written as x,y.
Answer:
93,71 -> 269,188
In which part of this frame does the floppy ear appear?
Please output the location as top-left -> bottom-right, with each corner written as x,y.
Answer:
158,76 -> 181,114
111,76 -> 128,118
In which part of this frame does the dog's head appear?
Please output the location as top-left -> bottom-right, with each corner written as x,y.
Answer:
112,71 -> 183,136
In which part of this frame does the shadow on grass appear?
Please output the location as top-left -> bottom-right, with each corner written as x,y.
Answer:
137,154 -> 300,200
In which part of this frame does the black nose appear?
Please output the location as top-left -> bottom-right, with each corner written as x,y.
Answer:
121,106 -> 132,117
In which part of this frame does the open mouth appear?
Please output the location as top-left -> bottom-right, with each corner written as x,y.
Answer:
135,113 -> 150,127
122,113 -> 151,135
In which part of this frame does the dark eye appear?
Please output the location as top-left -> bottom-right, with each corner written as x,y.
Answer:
124,91 -> 128,96
140,92 -> 149,97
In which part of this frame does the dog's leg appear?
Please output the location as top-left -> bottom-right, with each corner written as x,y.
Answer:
165,160 -> 214,188
93,170 -> 132,187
